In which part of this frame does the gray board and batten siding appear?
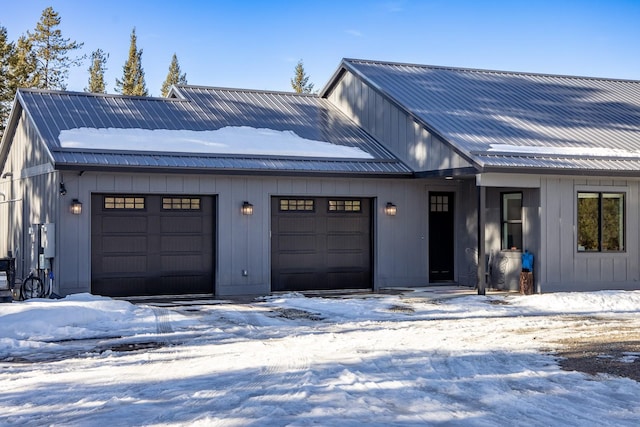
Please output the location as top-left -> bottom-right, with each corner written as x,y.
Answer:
539,176 -> 640,292
323,67 -> 474,175
0,106 -> 58,281
59,172 -> 434,297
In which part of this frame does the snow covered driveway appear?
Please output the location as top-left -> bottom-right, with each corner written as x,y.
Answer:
1,290 -> 639,426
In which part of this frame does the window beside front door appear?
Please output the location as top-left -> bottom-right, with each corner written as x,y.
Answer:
501,192 -> 522,251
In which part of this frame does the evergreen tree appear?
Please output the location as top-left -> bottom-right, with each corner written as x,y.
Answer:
8,35 -> 39,91
7,35 -> 39,94
86,49 -> 108,93
160,53 -> 187,97
115,28 -> 148,96
290,59 -> 314,94
0,25 -> 15,136
28,6 -> 84,90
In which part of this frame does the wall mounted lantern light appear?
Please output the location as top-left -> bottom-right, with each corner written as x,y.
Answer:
385,202 -> 397,216
241,201 -> 254,215
70,199 -> 82,215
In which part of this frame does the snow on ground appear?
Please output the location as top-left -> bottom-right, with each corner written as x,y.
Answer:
1,289 -> 640,426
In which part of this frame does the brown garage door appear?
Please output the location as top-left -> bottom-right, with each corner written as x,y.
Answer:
91,194 -> 215,297
271,197 -> 372,292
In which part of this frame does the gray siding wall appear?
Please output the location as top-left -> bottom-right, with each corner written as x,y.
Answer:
325,70 -> 472,173
456,179 -> 479,287
58,172 -> 463,297
540,176 -> 640,292
53,172 -> 640,295
0,112 -> 58,279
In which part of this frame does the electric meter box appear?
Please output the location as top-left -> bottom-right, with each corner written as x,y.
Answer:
29,223 -> 56,270
41,223 -> 55,258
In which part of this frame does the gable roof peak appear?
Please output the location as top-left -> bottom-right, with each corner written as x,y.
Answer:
334,58 -> 640,174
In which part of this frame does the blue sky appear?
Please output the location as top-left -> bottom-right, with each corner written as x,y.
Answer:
2,0 -> 639,96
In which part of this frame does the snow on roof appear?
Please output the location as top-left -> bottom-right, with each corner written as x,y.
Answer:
58,126 -> 374,159
488,144 -> 640,158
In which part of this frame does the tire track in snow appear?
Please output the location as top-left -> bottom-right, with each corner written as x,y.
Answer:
152,307 -> 174,334
206,303 -> 312,425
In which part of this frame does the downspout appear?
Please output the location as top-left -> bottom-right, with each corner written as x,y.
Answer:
1,173 -> 23,275
477,182 -> 486,295
0,191 -> 23,258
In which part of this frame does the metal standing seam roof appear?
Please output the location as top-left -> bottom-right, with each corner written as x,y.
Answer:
15,87 -> 412,176
334,59 -> 640,173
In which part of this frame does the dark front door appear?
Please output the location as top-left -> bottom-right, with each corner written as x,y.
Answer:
91,194 -> 215,297
271,197 -> 372,292
429,192 -> 454,282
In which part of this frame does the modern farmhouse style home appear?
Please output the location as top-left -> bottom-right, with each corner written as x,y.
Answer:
1,58 -> 639,298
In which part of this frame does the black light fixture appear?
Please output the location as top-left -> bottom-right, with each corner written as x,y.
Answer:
70,199 -> 82,215
59,182 -> 67,196
241,201 -> 254,215
385,202 -> 397,216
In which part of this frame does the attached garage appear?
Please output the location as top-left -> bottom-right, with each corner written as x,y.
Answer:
91,194 -> 215,297
2,85 -> 414,298
271,197 -> 372,292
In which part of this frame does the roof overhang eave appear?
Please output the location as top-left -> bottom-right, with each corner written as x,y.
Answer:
479,164 -> 640,178
413,167 -> 479,179
53,162 -> 415,179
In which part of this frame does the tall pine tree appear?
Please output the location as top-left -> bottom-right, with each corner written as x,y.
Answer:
290,59 -> 314,94
28,6 -> 84,90
160,53 -> 187,97
8,35 -> 39,91
115,28 -> 148,96
0,25 -> 15,136
86,49 -> 108,93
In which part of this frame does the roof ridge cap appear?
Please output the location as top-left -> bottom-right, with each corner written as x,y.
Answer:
17,88 -> 188,101
344,58 -> 640,84
175,84 -> 318,97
